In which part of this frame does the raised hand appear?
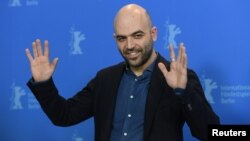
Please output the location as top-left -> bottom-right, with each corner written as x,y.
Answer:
158,43 -> 187,89
25,39 -> 58,82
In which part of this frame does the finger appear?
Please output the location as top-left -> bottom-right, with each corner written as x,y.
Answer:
182,45 -> 187,66
51,57 -> 59,70
158,62 -> 169,79
44,40 -> 49,57
32,41 -> 38,58
25,48 -> 34,63
179,44 -> 187,68
183,53 -> 188,68
169,44 -> 175,61
177,43 -> 184,63
182,50 -> 188,68
36,39 -> 43,56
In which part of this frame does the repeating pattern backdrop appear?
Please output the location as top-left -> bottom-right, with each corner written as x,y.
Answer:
1,0 -> 250,141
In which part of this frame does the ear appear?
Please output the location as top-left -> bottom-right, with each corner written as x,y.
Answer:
113,33 -> 117,39
151,26 -> 158,41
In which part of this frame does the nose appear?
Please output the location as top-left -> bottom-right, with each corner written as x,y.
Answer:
126,37 -> 134,49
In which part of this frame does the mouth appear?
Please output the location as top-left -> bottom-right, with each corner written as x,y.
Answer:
125,51 -> 141,60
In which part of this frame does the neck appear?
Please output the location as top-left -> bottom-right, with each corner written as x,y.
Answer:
130,50 -> 157,76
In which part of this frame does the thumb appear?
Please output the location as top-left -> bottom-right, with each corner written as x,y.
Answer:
158,62 -> 169,79
51,57 -> 59,70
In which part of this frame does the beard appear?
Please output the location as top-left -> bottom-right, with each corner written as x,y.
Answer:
119,39 -> 154,68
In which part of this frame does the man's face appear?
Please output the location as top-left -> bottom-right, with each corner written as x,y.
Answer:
114,16 -> 157,68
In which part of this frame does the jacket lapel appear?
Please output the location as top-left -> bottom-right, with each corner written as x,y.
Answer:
144,54 -> 171,140
99,63 -> 126,141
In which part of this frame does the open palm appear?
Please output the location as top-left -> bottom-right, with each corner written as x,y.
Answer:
158,43 -> 187,89
25,39 -> 58,82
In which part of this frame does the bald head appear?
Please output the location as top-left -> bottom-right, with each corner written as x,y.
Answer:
114,4 -> 153,34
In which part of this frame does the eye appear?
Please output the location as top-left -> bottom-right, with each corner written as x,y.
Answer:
116,36 -> 126,42
134,33 -> 143,39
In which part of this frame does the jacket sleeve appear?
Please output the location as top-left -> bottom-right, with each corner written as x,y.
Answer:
177,70 -> 220,141
27,77 -> 96,127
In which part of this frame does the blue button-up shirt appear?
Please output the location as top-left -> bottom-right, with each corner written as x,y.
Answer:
110,62 -> 155,141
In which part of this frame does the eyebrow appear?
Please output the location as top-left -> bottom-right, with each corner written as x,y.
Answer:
131,30 -> 145,36
115,30 -> 145,38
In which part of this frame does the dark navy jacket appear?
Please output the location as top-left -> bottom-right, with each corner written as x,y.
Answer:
27,53 -> 220,141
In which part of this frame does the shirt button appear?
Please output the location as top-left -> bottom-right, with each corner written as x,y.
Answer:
130,95 -> 134,99
134,78 -> 138,81
128,114 -> 132,117
124,132 -> 128,136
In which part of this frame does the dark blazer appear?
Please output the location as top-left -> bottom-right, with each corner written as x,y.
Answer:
27,53 -> 220,141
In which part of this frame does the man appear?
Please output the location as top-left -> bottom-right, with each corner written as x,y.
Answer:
25,4 -> 220,141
